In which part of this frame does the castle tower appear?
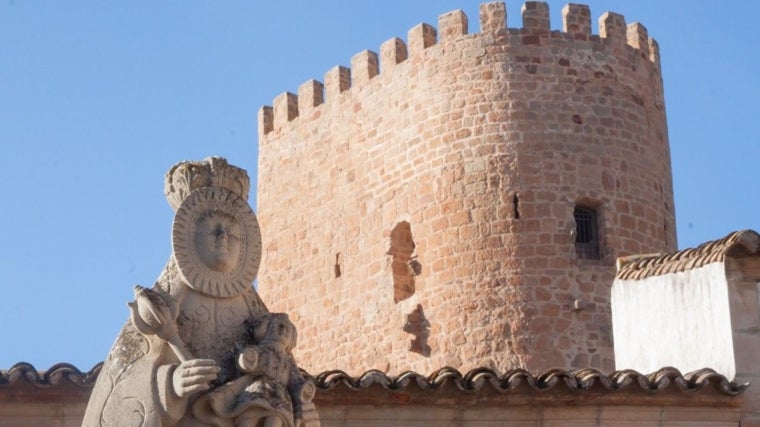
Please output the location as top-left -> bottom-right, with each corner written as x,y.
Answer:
256,1 -> 676,375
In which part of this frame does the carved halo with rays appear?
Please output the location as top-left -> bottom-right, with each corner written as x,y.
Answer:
172,187 -> 261,298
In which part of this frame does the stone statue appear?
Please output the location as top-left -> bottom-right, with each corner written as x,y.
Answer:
83,157 -> 320,427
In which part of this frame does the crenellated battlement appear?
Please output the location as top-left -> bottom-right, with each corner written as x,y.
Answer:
258,1 -> 661,137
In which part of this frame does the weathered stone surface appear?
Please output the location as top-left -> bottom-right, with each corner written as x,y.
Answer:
82,157 -> 319,427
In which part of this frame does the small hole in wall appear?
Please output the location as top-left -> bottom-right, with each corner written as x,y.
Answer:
513,193 -> 520,219
409,259 -> 422,276
334,253 -> 341,278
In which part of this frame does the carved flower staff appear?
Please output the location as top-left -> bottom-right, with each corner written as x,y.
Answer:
128,285 -> 192,362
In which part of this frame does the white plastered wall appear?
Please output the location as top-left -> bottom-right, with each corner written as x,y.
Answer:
611,262 -> 736,379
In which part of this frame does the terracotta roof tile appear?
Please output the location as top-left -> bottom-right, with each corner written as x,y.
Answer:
0,362 -> 101,388
313,366 -> 747,396
616,230 -> 760,280
0,361 -> 748,406
3,363 -> 744,397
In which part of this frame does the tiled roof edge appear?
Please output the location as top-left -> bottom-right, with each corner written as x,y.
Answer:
310,366 -> 747,396
1,363 -> 747,397
0,362 -> 102,387
616,229 -> 760,280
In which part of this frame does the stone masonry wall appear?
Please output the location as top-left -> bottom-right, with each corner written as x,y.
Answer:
256,1 -> 676,375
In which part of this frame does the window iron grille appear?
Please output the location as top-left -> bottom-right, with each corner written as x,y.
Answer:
574,206 -> 601,260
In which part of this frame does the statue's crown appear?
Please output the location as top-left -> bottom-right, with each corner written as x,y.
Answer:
164,157 -> 250,211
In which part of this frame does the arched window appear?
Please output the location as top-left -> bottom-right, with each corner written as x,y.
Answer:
574,206 -> 601,260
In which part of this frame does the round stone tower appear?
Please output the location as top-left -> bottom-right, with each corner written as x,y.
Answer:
256,1 -> 675,375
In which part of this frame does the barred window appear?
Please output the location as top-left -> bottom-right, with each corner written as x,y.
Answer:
574,206 -> 601,260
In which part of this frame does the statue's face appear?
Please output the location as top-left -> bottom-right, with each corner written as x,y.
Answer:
268,315 -> 296,350
194,211 -> 242,273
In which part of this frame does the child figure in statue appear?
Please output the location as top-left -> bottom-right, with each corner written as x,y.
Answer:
193,313 -> 315,427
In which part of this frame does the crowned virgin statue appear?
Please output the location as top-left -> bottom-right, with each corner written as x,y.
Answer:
83,157 -> 319,427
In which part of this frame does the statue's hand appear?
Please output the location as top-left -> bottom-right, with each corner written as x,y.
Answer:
237,346 -> 260,374
171,359 -> 220,399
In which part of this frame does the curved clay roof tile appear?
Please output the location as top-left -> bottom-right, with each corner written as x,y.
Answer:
616,230 -> 760,280
1,362 -> 747,397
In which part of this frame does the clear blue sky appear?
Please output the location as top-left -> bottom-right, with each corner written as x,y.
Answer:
1,1 -> 758,370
